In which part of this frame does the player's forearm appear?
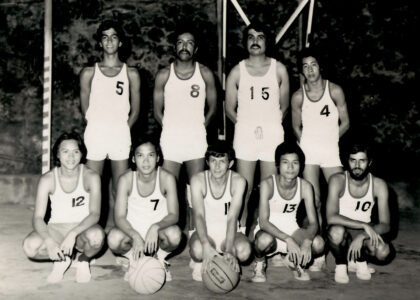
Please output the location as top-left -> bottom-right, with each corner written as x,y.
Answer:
204,108 -> 216,127
292,124 -> 302,141
260,220 -> 290,242
153,109 -> 163,127
224,219 -> 237,254
373,223 -> 390,235
115,217 -> 141,240
127,110 -> 139,128
69,212 -> 100,236
304,223 -> 318,240
338,120 -> 350,138
33,217 -> 52,241
153,213 -> 178,231
328,214 -> 366,230
195,216 -> 210,245
225,107 -> 237,124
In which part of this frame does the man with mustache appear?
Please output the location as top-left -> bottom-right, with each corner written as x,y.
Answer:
291,47 -> 350,271
153,24 -> 217,235
225,21 -> 290,237
326,142 -> 391,283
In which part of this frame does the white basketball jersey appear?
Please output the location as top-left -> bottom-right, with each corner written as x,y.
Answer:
49,165 -> 90,224
126,168 -> 168,232
301,80 -> 339,144
339,172 -> 375,223
204,170 -> 233,233
85,63 -> 130,125
162,62 -> 206,133
237,58 -> 282,127
268,175 -> 301,235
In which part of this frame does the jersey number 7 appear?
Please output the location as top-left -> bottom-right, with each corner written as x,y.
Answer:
150,199 -> 160,211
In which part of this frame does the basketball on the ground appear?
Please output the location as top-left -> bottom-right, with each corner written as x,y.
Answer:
128,256 -> 165,295
202,255 -> 240,294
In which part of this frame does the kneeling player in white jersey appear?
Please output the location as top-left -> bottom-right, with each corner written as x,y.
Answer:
107,137 -> 182,281
327,142 -> 391,284
23,132 -> 105,283
252,142 -> 324,282
189,141 -> 251,281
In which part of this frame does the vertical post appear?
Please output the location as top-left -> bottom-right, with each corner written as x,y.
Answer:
42,0 -> 52,174
218,0 -> 227,140
305,0 -> 315,47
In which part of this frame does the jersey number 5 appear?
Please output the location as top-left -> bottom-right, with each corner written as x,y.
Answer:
116,81 -> 124,95
320,105 -> 330,117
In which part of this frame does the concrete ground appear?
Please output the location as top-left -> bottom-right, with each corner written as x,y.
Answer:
1,203 -> 419,300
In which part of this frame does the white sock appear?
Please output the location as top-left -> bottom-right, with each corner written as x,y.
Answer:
157,248 -> 170,262
47,256 -> 71,283
76,260 -> 91,283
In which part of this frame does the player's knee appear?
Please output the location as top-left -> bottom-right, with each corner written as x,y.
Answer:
328,226 -> 345,245
22,235 -> 40,258
163,226 -> 182,248
375,243 -> 390,261
85,226 -> 105,249
312,235 -> 325,255
107,228 -> 125,251
254,232 -> 274,253
235,240 -> 251,262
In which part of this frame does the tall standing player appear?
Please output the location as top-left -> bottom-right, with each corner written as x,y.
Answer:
107,137 -> 182,281
252,142 -> 324,282
80,20 -> 141,223
153,24 -> 217,232
189,141 -> 251,281
226,21 -> 289,234
23,132 -> 105,283
291,47 -> 350,270
326,142 -> 391,284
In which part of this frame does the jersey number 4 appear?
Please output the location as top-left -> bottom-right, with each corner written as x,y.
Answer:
320,105 -> 330,117
116,81 -> 124,95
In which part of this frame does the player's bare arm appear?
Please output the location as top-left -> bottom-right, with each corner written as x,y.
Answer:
301,179 -> 319,240
330,82 -> 350,138
33,172 -> 64,261
79,67 -> 95,117
373,177 -> 390,235
153,67 -> 170,127
114,171 -> 144,259
127,67 -> 141,128
291,89 -> 304,141
200,64 -> 217,127
225,65 -> 240,124
224,174 -> 246,254
276,61 -> 290,120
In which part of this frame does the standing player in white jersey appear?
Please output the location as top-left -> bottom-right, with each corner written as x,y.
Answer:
189,141 -> 251,281
251,142 -> 324,282
107,137 -> 182,281
326,142 -> 391,284
291,47 -> 350,270
226,21 -> 289,234
153,25 -> 217,222
23,132 -> 104,283
80,20 -> 141,223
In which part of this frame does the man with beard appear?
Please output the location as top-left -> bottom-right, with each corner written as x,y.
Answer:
326,142 -> 391,284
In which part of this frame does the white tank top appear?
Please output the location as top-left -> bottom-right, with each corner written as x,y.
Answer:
204,171 -> 233,231
126,168 -> 168,228
162,62 -> 206,132
268,175 -> 301,235
301,80 -> 339,144
237,58 -> 282,127
339,172 -> 375,223
85,63 -> 130,125
49,165 -> 90,224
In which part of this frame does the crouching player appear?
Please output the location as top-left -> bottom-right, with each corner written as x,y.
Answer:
252,142 -> 324,282
189,141 -> 251,281
23,132 -> 105,283
327,142 -> 391,284
107,137 -> 182,281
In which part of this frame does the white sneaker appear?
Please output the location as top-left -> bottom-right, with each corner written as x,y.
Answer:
271,254 -> 287,267
47,257 -> 72,283
251,260 -> 267,283
334,264 -> 349,284
348,260 -> 375,274
355,261 -> 372,280
76,261 -> 91,283
192,262 -> 203,282
309,255 -> 326,272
